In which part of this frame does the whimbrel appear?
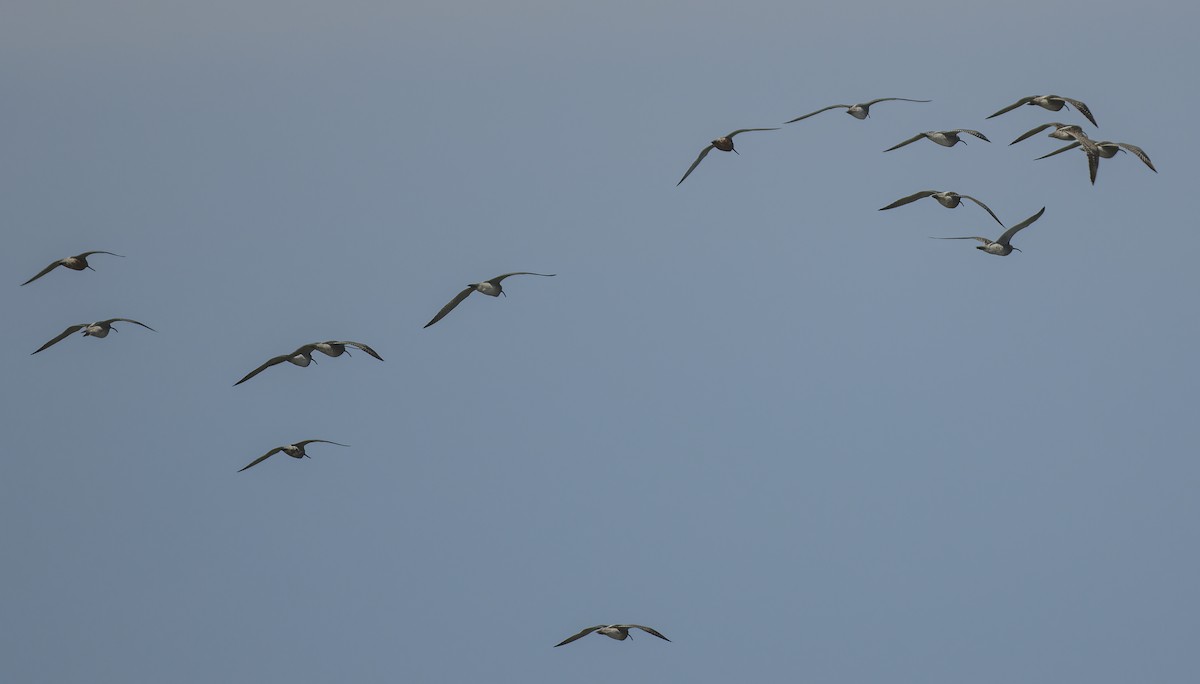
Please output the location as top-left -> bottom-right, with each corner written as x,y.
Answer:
884,129 -> 990,152
786,97 -> 931,123
677,128 -> 779,186
986,95 -> 1097,127
554,624 -> 671,647
238,439 -> 349,472
1036,140 -> 1156,173
234,347 -> 318,386
424,272 -> 555,328
21,251 -> 124,286
31,318 -> 155,354
932,207 -> 1045,256
879,190 -> 1004,226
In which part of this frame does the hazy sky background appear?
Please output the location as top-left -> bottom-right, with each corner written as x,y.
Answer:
2,1 -> 1197,682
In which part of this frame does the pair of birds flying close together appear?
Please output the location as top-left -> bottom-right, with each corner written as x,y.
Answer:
554,624 -> 671,647
677,97 -> 935,185
235,341 -> 384,386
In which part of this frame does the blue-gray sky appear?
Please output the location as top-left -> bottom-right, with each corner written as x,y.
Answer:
2,1 -> 1197,682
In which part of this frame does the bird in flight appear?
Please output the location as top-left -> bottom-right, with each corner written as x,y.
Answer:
238,439 -> 349,472
986,94 -> 1097,127
21,251 -> 124,286
32,318 -> 155,354
931,207 -> 1045,257
554,624 -> 671,647
884,129 -> 990,151
879,190 -> 1003,226
1010,122 -> 1102,183
785,97 -> 931,123
677,128 -> 778,185
1036,139 -> 1156,173
424,272 -> 555,328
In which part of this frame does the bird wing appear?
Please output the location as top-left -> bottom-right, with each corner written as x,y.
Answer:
1056,96 -> 1097,127
1010,123 -> 1060,145
295,439 -> 350,448
784,105 -> 848,123
726,128 -> 779,137
997,207 -> 1045,246
985,96 -> 1035,119
1034,141 -> 1081,160
238,447 -> 284,472
883,133 -> 927,152
627,625 -> 671,642
424,287 -> 475,328
554,626 -> 604,647
931,236 -> 992,245
677,144 -> 714,186
234,354 -> 288,386
21,260 -> 64,286
958,195 -> 1004,227
77,251 -> 125,259
1068,135 -> 1101,184
954,129 -> 990,142
339,341 -> 384,361
489,272 -> 556,285
31,324 -> 87,354
878,190 -> 938,210
103,318 -> 156,332
865,97 -> 931,106
1115,142 -> 1156,172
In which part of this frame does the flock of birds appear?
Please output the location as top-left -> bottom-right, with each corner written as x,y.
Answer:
20,90 -> 1154,649
679,93 -> 1155,255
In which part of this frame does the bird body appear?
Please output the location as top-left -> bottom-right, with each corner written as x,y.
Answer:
879,190 -> 1003,226
884,129 -> 989,151
424,272 -> 555,328
21,251 -> 124,286
676,128 -> 778,185
932,207 -> 1045,257
32,318 -> 155,354
786,97 -> 931,123
238,439 -> 349,472
554,624 -> 671,647
987,95 -> 1097,127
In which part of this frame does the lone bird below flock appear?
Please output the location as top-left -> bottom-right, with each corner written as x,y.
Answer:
234,340 -> 382,386
884,129 -> 990,152
879,190 -> 1003,226
677,128 -> 778,185
32,318 -> 155,354
21,251 -> 124,286
1036,139 -> 1157,173
785,97 -> 931,123
554,624 -> 671,647
986,94 -> 1098,127
238,439 -> 349,472
424,272 -> 555,328
1010,123 -> 1101,183
932,206 -> 1046,256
